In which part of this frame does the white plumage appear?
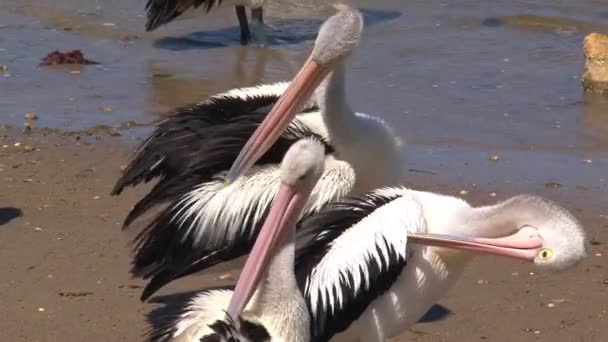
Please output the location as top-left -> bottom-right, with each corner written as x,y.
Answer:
173,155 -> 354,250
304,194 -> 422,316
294,187 -> 586,341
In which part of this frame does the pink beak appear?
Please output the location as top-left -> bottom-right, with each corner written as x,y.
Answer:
408,226 -> 544,261
226,182 -> 309,317
225,58 -> 332,183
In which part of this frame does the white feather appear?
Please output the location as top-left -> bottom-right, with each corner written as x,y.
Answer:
305,188 -> 426,316
172,290 -> 233,339
221,82 -> 290,100
173,156 -> 354,250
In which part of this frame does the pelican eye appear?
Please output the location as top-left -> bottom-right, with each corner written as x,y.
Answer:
538,248 -> 554,260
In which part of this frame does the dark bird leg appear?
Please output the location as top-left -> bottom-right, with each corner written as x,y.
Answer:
250,7 -> 267,47
235,5 -> 251,45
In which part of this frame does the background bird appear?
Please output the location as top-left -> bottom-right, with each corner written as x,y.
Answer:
145,0 -> 267,45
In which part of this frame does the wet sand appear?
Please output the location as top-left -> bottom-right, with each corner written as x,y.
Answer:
0,126 -> 606,341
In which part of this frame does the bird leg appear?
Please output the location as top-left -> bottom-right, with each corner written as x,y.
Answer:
235,5 -> 252,45
250,7 -> 268,47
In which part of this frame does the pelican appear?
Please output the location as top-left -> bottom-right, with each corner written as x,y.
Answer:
145,0 -> 266,45
112,5 -> 401,300
146,138 -> 323,342
293,189 -> 586,341
146,164 -> 587,341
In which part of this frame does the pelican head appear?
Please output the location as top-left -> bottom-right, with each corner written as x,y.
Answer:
227,138 -> 325,317
279,138 -> 326,191
500,195 -> 586,270
226,4 -> 363,183
409,195 -> 587,271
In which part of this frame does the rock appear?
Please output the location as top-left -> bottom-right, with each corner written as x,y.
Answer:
25,113 -> 38,120
583,33 -> 608,94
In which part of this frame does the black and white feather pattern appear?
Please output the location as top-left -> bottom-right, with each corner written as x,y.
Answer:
137,154 -> 354,301
144,287 -> 270,342
145,0 -> 223,31
112,83 -> 355,301
295,188 -> 425,341
200,316 -> 271,342
112,82 -> 311,225
144,287 -> 233,342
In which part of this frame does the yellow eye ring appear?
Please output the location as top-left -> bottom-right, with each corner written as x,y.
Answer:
538,248 -> 554,260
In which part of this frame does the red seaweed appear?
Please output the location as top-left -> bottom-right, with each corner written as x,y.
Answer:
40,50 -> 98,66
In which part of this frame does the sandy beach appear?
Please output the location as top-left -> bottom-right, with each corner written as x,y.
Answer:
0,125 -> 605,341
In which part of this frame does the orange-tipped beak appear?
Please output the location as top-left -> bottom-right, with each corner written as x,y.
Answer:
408,226 -> 544,261
226,182 -> 309,317
225,58 -> 332,183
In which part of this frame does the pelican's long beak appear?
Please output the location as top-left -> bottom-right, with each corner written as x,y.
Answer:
408,226 -> 544,261
226,182 -> 309,317
225,58 -> 333,183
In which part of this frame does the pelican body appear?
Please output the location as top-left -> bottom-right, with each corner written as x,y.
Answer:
147,184 -> 587,342
293,189 -> 586,341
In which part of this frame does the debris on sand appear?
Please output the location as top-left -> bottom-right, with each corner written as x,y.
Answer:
218,273 -> 233,280
583,33 -> 608,94
40,50 -> 98,66
58,291 -> 94,298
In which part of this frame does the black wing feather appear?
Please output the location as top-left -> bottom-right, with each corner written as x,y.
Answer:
113,94 -> 320,227
113,90 -> 330,301
119,104 -> 330,300
137,131 -> 334,301
295,191 -> 408,341
145,0 -> 223,31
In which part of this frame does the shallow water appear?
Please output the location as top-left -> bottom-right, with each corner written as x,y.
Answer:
1,0 -> 607,207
